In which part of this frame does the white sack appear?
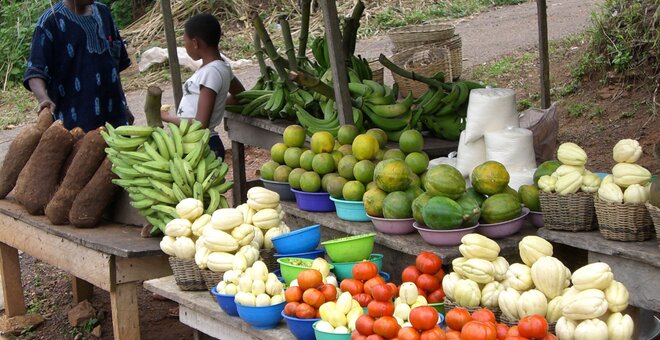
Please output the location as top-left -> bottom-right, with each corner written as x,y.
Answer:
428,155 -> 457,169
455,131 -> 487,178
464,88 -> 519,143
508,168 -> 535,191
484,127 -> 536,171
138,47 -> 253,73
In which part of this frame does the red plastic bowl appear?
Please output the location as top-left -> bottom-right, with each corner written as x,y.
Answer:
477,208 -> 530,238
413,222 -> 478,246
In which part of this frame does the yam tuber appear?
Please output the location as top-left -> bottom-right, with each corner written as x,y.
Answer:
69,158 -> 119,228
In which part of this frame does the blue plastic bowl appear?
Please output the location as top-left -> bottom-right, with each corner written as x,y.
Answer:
272,269 -> 285,283
291,188 -> 335,212
261,178 -> 296,201
329,197 -> 370,222
330,254 -> 384,281
236,301 -> 286,330
210,287 -> 239,317
274,248 -> 326,261
271,224 -> 321,254
379,271 -> 390,282
282,311 -> 320,340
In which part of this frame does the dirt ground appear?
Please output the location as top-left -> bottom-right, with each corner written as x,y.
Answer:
4,0 -> 659,339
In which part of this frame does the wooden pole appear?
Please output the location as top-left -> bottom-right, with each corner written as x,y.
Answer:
318,0 -> 353,125
537,0 -> 551,109
144,86 -> 163,127
161,0 -> 183,109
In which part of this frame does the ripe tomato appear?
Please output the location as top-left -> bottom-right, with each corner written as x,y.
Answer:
297,269 -> 323,290
353,261 -> 379,281
387,282 -> 399,297
434,267 -> 445,283
371,283 -> 395,302
518,314 -> 548,339
420,325 -> 446,340
398,327 -> 422,340
503,337 -> 529,340
445,330 -> 461,340
471,308 -> 496,324
302,288 -> 326,308
285,286 -> 303,302
356,314 -> 376,336
367,300 -> 395,318
409,306 -> 439,331
366,335 -> 385,340
295,302 -> 316,319
542,333 -> 558,340
416,274 -> 441,293
351,330 -> 367,340
402,265 -> 422,283
364,276 -> 386,296
373,316 -> 401,339
506,326 -> 520,337
445,308 -> 472,331
427,288 -> 445,303
318,284 -> 338,302
354,293 -> 373,307
460,321 -> 496,340
417,287 -> 428,299
416,252 -> 442,274
341,279 -> 364,296
495,323 -> 509,340
284,302 -> 299,316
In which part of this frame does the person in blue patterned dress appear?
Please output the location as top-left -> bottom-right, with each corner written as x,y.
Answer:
24,0 -> 131,132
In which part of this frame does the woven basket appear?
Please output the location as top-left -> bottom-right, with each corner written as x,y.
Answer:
201,269 -> 225,291
168,257 -> 207,291
388,23 -> 455,53
390,44 -> 452,98
539,191 -> 596,231
595,197 -> 653,242
646,203 -> 660,242
499,315 -> 556,333
444,35 -> 463,80
443,297 -> 502,321
260,248 -> 279,272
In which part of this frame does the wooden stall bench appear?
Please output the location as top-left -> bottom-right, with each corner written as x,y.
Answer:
224,111 -> 458,206
0,198 -> 171,339
144,276 -> 293,340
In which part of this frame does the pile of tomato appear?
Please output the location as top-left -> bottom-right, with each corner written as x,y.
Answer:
351,303 -> 445,339
340,261 -> 399,308
283,269 -> 338,319
445,307 -> 556,340
401,252 -> 446,303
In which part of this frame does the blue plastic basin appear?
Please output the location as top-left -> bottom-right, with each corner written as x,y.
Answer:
236,301 -> 286,330
329,197 -> 371,222
291,188 -> 335,212
271,224 -> 321,254
282,311 -> 319,340
210,287 -> 239,317
274,248 -> 326,261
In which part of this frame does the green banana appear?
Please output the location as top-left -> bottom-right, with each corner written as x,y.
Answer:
454,82 -> 470,107
348,82 -> 372,97
181,129 -> 206,143
138,187 -> 177,204
141,160 -> 170,172
218,195 -> 229,209
179,118 -> 190,135
148,178 -> 176,201
241,93 -> 271,116
367,91 -> 414,118
181,159 -> 196,187
384,124 -> 411,142
156,128 -> 176,158
133,164 -> 173,182
212,180 -> 233,194
201,168 -> 220,191
112,178 -> 151,187
362,79 -> 386,97
187,120 -> 203,134
107,156 -> 132,169
152,204 -> 178,219
150,129 -> 170,160
143,142 -> 167,162
421,88 -> 447,115
104,147 -> 118,157
205,187 -> 221,214
440,83 -> 461,105
196,159 -> 207,184
119,151 -> 152,163
130,199 -> 155,210
172,183 -> 188,201
128,193 -> 147,201
193,182 -> 204,204
112,166 -> 142,179
236,89 -> 274,101
167,122 -> 184,157
114,125 -> 154,137
362,105 -> 411,131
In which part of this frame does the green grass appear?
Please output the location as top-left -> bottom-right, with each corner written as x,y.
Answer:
0,84 -> 35,129
566,101 -> 605,118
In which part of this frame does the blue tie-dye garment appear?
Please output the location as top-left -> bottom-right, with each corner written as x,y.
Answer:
24,1 -> 130,132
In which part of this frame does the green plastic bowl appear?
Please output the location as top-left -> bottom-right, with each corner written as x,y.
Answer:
277,257 -> 335,285
330,254 -> 384,281
321,233 -> 375,263
313,321 -> 351,340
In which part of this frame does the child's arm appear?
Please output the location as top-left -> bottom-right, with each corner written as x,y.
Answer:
225,77 -> 246,105
160,106 -> 181,125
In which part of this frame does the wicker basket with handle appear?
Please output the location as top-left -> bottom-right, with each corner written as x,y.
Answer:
646,202 -> 660,243
388,23 -> 455,53
595,197 -> 653,241
201,269 -> 225,291
390,44 -> 452,98
169,257 -> 207,291
539,191 -> 597,231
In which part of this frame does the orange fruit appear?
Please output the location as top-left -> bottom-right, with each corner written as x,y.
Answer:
270,143 -> 288,164
311,131 -> 335,154
405,151 -> 429,175
327,176 -> 348,198
366,128 -> 388,149
283,125 -> 306,147
337,125 -> 359,145
300,171 -> 322,192
342,181 -> 366,201
399,130 -> 424,154
353,159 -> 376,184
338,155 -> 358,180
284,147 -> 303,168
311,153 -> 336,175
299,149 -> 315,171
352,134 -> 379,160
273,165 -> 293,182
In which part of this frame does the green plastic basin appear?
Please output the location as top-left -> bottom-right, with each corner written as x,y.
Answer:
321,233 -> 375,263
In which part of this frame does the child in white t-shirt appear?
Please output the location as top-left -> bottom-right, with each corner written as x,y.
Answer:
161,13 -> 244,159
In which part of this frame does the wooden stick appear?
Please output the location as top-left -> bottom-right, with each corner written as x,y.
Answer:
345,0 -> 365,56
297,0 -> 312,60
278,16 -> 298,71
252,13 -> 296,91
253,31 -> 270,80
288,71 -> 335,99
378,54 -> 450,91
160,0 -> 182,108
144,86 -> 163,127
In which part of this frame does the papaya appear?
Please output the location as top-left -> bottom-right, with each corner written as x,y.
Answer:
422,196 -> 464,230
471,161 -> 510,195
456,193 -> 481,227
464,187 -> 486,207
363,187 -> 387,217
518,185 -> 541,212
481,193 -> 522,224
382,191 -> 413,219
423,164 -> 466,199
404,185 -> 424,202
412,192 -> 433,224
533,160 -> 561,185
501,186 -> 521,204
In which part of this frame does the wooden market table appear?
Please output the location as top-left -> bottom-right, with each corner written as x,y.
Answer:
144,276 -> 293,340
281,201 -> 535,277
537,228 -> 660,312
0,198 -> 172,339
223,112 -> 459,206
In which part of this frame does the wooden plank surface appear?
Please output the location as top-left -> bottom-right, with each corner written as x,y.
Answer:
110,282 -> 140,340
114,255 -> 172,284
536,228 -> 659,268
144,276 -> 294,340
0,198 -> 163,258
71,276 -> 94,304
281,201 -> 533,263
0,243 -> 25,316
